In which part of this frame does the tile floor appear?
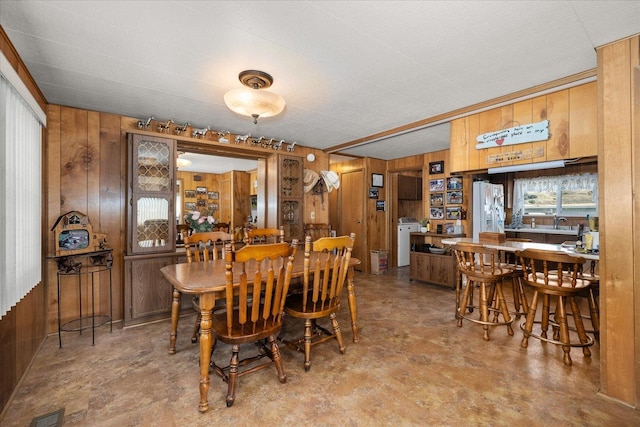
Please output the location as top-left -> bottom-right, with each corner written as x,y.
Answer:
2,267 -> 639,426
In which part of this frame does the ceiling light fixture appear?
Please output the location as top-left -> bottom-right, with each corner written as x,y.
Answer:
224,70 -> 286,124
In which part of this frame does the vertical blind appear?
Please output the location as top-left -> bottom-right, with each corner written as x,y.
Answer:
0,56 -> 45,319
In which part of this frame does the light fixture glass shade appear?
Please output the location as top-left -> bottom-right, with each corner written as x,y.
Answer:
176,157 -> 191,168
224,88 -> 286,119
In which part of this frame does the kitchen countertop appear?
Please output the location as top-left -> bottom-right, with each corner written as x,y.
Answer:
504,227 -> 581,236
441,237 -> 599,261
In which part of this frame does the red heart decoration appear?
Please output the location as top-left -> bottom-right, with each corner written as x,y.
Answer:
496,138 -> 505,146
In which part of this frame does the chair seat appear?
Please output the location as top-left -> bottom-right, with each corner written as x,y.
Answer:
534,272 -> 591,289
211,308 -> 283,344
284,293 -> 340,319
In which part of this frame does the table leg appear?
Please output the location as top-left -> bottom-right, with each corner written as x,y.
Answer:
346,266 -> 359,343
168,288 -> 181,355
198,293 -> 214,413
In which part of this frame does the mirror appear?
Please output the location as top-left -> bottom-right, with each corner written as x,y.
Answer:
175,179 -> 183,224
175,149 -> 262,229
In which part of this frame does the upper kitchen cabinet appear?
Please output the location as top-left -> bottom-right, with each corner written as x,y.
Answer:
397,175 -> 423,200
449,81 -> 597,174
127,133 -> 176,254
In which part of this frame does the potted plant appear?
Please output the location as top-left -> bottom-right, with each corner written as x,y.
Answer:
420,218 -> 429,233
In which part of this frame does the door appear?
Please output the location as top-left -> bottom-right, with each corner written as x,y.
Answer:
219,178 -> 231,224
340,170 -> 365,270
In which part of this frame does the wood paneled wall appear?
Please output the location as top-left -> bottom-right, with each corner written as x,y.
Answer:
597,35 -> 640,407
45,106 -> 126,334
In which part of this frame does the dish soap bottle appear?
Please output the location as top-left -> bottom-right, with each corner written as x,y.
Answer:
426,221 -> 431,232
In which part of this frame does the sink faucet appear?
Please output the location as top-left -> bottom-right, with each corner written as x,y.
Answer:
554,215 -> 567,229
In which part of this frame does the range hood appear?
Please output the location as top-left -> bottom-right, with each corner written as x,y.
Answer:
487,160 -> 566,174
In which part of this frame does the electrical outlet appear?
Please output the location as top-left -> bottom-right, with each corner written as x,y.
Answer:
310,211 -> 315,220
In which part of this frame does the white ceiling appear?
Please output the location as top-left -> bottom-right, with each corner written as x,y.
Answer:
2,1 -> 639,162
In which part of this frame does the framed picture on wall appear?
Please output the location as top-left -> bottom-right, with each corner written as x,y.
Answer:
196,186 -> 207,196
185,190 -> 196,199
185,202 -> 196,211
446,206 -> 462,220
429,207 -> 444,220
430,192 -> 444,206
429,161 -> 444,175
197,199 -> 206,207
429,179 -> 445,192
208,191 -> 219,200
446,176 -> 463,190
446,190 -> 463,204
369,188 -> 379,199
371,173 -> 384,188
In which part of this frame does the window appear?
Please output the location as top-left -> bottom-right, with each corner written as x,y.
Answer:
513,173 -> 598,217
1,51 -> 46,318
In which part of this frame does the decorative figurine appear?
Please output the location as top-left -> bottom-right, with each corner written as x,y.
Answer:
175,122 -> 190,135
137,116 -> 155,130
235,134 -> 249,144
287,141 -> 297,152
192,125 -> 210,138
157,119 -> 173,133
217,131 -> 230,143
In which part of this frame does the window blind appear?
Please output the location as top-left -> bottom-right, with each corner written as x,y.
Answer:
0,56 -> 45,319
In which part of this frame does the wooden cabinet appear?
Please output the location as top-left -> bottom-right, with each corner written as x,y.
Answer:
409,233 -> 464,288
123,252 -> 191,326
268,154 -> 304,241
397,175 -> 422,200
125,133 -> 190,326
127,133 -> 176,254
410,251 -> 457,288
449,82 -> 597,174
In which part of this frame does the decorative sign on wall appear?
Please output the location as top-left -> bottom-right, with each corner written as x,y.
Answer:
475,120 -> 549,149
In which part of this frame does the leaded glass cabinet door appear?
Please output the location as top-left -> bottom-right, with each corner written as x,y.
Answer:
128,133 -> 176,254
279,155 -> 304,241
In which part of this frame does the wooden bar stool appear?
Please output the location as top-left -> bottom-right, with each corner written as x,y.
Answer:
516,249 -> 594,365
452,242 -> 514,341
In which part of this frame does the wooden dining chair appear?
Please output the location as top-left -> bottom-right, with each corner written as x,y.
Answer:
184,231 -> 233,343
282,233 -> 355,371
451,242 -> 514,341
516,249 -> 593,366
244,227 -> 285,244
303,223 -> 332,241
213,222 -> 230,232
176,223 -> 191,243
209,240 -> 297,407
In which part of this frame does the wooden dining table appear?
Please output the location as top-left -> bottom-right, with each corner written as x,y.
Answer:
160,253 -> 361,412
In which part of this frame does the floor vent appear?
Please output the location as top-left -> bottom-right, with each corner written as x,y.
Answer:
30,408 -> 65,427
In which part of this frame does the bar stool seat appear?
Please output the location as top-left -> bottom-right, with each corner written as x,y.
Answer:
452,242 -> 515,341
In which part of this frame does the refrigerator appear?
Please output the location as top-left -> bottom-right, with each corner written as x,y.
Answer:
472,181 -> 505,240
